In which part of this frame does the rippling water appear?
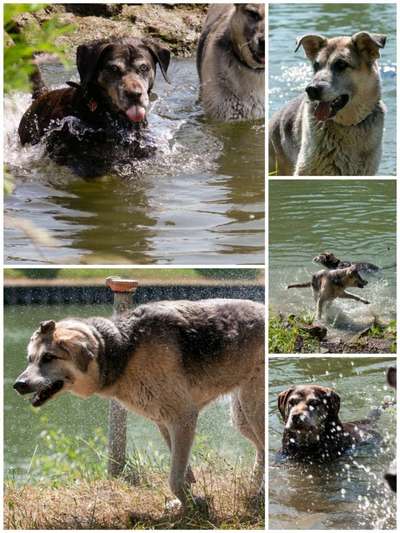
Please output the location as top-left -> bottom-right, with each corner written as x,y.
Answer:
269,180 -> 396,337
269,357 -> 396,530
4,59 -> 264,264
269,3 -> 396,175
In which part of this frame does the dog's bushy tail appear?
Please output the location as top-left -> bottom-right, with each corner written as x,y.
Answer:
29,53 -> 58,100
287,282 -> 311,289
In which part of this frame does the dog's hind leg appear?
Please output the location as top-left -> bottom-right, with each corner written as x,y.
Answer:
166,409 -> 199,508
157,423 -> 196,484
341,291 -> 370,304
231,391 -> 264,491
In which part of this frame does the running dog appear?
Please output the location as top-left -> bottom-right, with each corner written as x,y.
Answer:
269,32 -> 386,175
197,3 -> 265,121
287,265 -> 369,320
13,299 -> 265,510
278,385 -> 380,461
313,251 -> 380,273
18,37 -> 170,177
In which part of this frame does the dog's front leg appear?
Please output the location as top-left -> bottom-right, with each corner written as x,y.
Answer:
315,297 -> 324,320
341,291 -> 370,304
167,410 -> 198,510
157,423 -> 196,484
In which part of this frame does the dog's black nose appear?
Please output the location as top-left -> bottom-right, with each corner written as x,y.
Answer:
125,89 -> 142,100
305,84 -> 322,100
13,380 -> 31,395
291,413 -> 301,425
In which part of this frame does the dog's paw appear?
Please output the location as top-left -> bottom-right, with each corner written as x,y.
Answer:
364,300 -> 370,305
165,498 -> 183,514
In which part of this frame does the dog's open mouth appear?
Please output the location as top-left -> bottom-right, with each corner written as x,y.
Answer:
313,94 -> 349,122
30,380 -> 64,407
250,47 -> 265,66
357,274 -> 368,289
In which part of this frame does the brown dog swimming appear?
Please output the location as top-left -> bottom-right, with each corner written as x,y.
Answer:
18,37 -> 170,177
278,385 -> 380,462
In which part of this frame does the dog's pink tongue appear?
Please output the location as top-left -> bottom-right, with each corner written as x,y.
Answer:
126,105 -> 146,123
314,102 -> 331,122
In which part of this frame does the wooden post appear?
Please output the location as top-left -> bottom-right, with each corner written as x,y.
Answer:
106,277 -> 138,478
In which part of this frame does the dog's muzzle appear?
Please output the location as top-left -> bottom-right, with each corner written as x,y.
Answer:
306,84 -> 350,122
13,379 -> 64,407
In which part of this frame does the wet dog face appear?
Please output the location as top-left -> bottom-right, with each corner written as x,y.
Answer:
344,265 -> 368,288
231,4 -> 265,68
313,251 -> 341,269
77,37 -> 170,124
13,319 -> 100,407
278,385 -> 341,440
295,32 -> 386,125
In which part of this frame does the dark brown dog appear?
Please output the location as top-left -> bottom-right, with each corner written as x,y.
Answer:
18,37 -> 170,177
278,385 -> 379,461
313,251 -> 379,273
385,367 -> 396,493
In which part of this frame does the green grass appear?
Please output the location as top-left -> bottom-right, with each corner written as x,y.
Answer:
269,312 -> 319,353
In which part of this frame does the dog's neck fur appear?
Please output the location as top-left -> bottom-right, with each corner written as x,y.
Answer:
85,316 -> 134,389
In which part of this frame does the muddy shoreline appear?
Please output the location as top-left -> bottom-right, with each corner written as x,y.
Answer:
269,313 -> 396,354
11,3 -> 207,58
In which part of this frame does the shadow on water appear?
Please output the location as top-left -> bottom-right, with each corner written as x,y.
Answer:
5,58 -> 265,264
269,357 -> 397,530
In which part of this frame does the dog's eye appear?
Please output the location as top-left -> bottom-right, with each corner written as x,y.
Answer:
333,59 -> 349,71
139,64 -> 150,74
41,353 -> 56,364
308,399 -> 321,407
288,398 -> 299,406
313,61 -> 321,72
108,64 -> 122,75
246,9 -> 261,22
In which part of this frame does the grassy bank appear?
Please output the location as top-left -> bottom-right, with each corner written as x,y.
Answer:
269,312 -> 396,354
5,469 -> 264,530
4,422 -> 263,529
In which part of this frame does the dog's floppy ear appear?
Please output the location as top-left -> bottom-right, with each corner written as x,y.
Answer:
143,39 -> 171,83
295,34 -> 327,60
77,40 -> 111,92
58,336 -> 95,372
40,320 -> 56,335
278,387 -> 295,421
325,389 -> 341,418
352,32 -> 386,61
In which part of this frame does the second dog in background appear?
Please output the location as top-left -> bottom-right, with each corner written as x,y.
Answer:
197,3 -> 265,121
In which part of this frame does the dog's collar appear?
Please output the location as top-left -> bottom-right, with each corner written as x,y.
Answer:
67,81 -> 98,112
231,47 -> 264,71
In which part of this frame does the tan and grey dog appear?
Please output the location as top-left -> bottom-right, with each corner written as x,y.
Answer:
269,32 -> 386,175
287,265 -> 370,320
13,299 -> 265,510
197,3 -> 265,121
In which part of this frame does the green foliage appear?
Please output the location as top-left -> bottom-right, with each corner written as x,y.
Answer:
4,4 -> 74,93
269,312 -> 319,353
29,416 -> 108,484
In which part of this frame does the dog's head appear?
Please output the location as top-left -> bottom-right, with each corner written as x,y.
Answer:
278,385 -> 341,439
231,4 -> 265,68
295,32 -> 386,125
13,319 -> 101,407
76,37 -> 170,124
313,251 -> 341,269
342,265 -> 368,288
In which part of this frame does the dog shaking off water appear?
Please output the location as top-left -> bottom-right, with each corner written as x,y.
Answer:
13,299 -> 265,510
287,265 -> 370,320
269,32 -> 386,175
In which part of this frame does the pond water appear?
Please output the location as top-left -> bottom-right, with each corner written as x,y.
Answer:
269,3 -> 396,175
269,180 -> 396,340
269,357 -> 396,530
4,58 -> 265,265
4,304 -> 254,482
